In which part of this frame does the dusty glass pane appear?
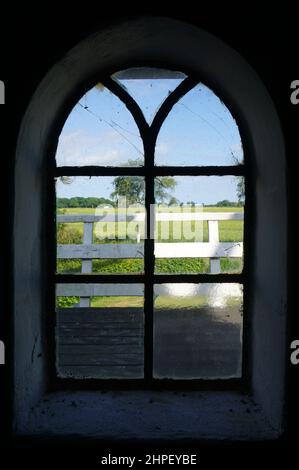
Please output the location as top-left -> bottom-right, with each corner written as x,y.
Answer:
55,85 -> 143,166
153,283 -> 243,379
155,83 -> 244,166
56,176 -> 145,274
154,176 -> 244,274
113,67 -> 186,124
56,284 -> 144,379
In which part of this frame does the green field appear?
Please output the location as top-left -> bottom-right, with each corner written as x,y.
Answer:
57,206 -> 244,214
57,205 -> 243,276
56,205 -> 243,308
57,294 -> 242,309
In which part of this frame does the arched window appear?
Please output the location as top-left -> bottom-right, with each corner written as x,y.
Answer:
14,18 -> 287,439
54,67 -> 245,383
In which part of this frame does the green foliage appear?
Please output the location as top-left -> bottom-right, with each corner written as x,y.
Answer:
57,259 -> 82,273
220,258 -> 243,273
168,196 -> 179,206
110,160 -> 177,205
57,223 -> 82,244
57,197 -> 114,208
57,257 -> 243,275
218,221 -> 243,242
155,258 -> 210,274
212,200 -> 243,207
111,176 -> 145,204
91,296 -> 142,308
236,178 -> 245,204
56,205 -> 244,276
93,259 -> 144,274
230,156 -> 245,204
186,201 -> 196,207
56,296 -> 79,307
57,258 -> 223,275
154,177 -> 177,204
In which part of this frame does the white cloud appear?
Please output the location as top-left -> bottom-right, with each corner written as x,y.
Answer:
56,129 -> 142,166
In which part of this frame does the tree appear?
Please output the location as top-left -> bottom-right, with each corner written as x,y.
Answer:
110,160 -> 177,205
215,199 -> 235,207
155,177 -> 177,204
236,178 -> 245,205
231,155 -> 245,205
168,196 -> 179,206
186,200 -> 196,207
111,176 -> 145,205
57,197 -> 114,208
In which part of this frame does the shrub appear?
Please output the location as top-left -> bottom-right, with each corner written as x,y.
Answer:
56,296 -> 80,308
57,223 -> 82,244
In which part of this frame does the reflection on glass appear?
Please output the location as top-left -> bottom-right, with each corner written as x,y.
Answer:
113,68 -> 186,124
56,176 -> 145,274
56,284 -> 144,379
153,283 -> 243,379
155,83 -> 243,166
154,176 -> 244,274
55,85 -> 143,166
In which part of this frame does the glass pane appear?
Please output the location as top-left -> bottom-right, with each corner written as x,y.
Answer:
56,176 -> 145,275
153,283 -> 243,379
55,84 -> 144,166
155,83 -> 243,166
113,68 -> 186,124
56,284 -> 144,379
154,176 -> 244,274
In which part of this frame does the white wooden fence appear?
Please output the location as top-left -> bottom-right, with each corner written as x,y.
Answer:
57,212 -> 243,306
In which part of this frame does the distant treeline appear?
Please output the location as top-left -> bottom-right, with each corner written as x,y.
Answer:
57,197 -> 243,208
57,197 -> 115,208
207,200 -> 244,207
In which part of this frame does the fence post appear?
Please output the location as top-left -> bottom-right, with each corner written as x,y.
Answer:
80,222 -> 93,307
208,220 -> 221,274
136,223 -> 141,244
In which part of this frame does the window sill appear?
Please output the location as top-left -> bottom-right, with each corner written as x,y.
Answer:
22,390 -> 280,441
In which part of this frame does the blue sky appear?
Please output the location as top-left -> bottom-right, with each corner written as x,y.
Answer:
56,69 -> 243,204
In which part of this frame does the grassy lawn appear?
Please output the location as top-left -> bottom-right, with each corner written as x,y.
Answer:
57,257 -> 242,275
57,294 -> 242,309
57,206 -> 244,243
203,206 -> 243,212
57,206 -> 244,214
56,205 -> 244,309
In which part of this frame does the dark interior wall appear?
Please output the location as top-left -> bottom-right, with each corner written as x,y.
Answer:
0,7 -> 298,448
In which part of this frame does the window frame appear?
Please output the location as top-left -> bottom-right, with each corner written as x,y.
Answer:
13,17 -> 287,438
51,66 -> 249,390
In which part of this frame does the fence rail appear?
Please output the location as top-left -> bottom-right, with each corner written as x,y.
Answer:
57,212 -> 243,306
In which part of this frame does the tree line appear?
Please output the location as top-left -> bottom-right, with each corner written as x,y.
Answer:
57,197 -> 115,208
57,196 -> 243,208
